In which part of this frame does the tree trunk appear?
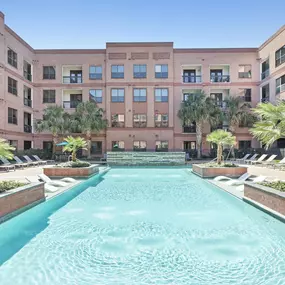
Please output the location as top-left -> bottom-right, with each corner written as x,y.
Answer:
52,135 -> 58,156
229,125 -> 235,159
196,122 -> 203,159
72,151 -> 76,162
86,131 -> 92,159
217,144 -> 223,164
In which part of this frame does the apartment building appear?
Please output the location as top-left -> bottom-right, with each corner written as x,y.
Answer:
0,11 -> 284,156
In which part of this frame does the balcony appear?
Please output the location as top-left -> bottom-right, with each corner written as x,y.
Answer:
183,126 -> 196,133
238,72 -> 251,78
111,121 -> 125,128
24,124 -> 32,133
210,75 -> 230,83
261,69 -> 270,80
63,101 -> 81,109
62,90 -> 82,109
210,65 -> 230,83
24,98 -> 32,107
62,65 -> 83,84
133,121 -> 147,128
182,66 -> 202,83
155,121 -> 169,128
182,75 -> 202,83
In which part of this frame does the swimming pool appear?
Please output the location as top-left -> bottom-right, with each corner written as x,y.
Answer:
0,167 -> 285,285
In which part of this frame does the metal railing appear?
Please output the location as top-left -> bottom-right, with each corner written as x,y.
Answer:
210,75 -> 230,82
182,75 -> 202,83
261,69 -> 270,80
63,101 -> 82,108
155,121 -> 169,128
24,124 -> 32,133
183,126 -> 196,133
62,76 -> 82,83
133,122 -> 147,128
261,96 -> 269,103
111,122 -> 125,128
238,72 -> 251,78
24,98 -> 32,107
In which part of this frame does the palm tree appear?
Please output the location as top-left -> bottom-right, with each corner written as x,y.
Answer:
0,138 -> 15,159
250,101 -> 285,149
177,90 -> 222,159
35,105 -> 72,154
206,130 -> 236,164
223,95 -> 256,132
63,136 -> 87,162
73,101 -> 107,158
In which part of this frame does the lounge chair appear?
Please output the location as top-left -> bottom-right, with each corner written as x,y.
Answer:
31,155 -> 47,165
23,155 -> 40,166
260,154 -> 277,166
0,157 -> 15,172
236,154 -> 251,164
214,172 -> 251,182
14,156 -> 33,167
271,157 -> 285,169
26,176 -> 60,193
249,154 -> 268,165
226,175 -> 267,186
1,156 -> 27,169
38,174 -> 69,187
244,153 -> 259,164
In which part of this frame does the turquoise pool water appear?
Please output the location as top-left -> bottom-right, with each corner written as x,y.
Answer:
0,168 -> 285,285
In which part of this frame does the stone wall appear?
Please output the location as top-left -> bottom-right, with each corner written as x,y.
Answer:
244,182 -> 285,216
107,152 -> 185,165
43,165 -> 99,178
0,182 -> 45,222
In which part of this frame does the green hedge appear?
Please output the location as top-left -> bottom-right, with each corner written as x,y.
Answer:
0,181 -> 27,193
260,181 -> 285,192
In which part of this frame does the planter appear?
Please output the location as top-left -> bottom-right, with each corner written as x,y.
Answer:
43,164 -> 99,178
0,182 -> 45,223
244,182 -> 285,216
192,164 -> 247,178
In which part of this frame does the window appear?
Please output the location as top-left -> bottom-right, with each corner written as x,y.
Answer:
261,59 -> 270,79
111,114 -> 125,127
133,114 -> 147,128
133,88 -> 147,102
239,140 -> 251,149
9,140 -> 18,151
8,77 -> 17,95
8,107 -> 17,124
89,66 -> 102,80
43,66 -> 55,79
24,141 -> 32,150
156,141 -> 169,152
261,84 -> 270,102
112,141 -> 125,150
7,48 -> 17,68
155,64 -> 168,78
244,89 -> 251,102
210,93 -> 223,107
238,65 -> 251,78
183,121 -> 196,133
276,74 -> 285,94
43,90 -> 56,103
24,86 -> 32,107
89,89 -> 103,103
23,60 -> 32,81
111,65 -> 124,78
133,64 -> 147,78
183,70 -> 201,83
111,89 -> 124,102
155,113 -> 168,127
43,141 -> 53,153
91,141 -> 102,154
155,88 -> 168,102
184,141 -> 196,150
24,112 -> 32,133
183,93 -> 194,101
133,141 -> 146,151
275,45 -> 285,67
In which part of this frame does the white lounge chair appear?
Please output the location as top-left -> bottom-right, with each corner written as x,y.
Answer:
260,154 -> 277,166
226,175 -> 267,186
236,154 -> 251,164
23,155 -> 39,166
244,153 -> 258,164
271,157 -> 285,169
32,155 -> 47,165
250,154 -> 268,165
26,176 -> 60,193
214,172 -> 250,182
38,174 -> 75,187
0,157 -> 15,172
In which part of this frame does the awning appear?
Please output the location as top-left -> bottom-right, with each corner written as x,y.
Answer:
56,142 -> 68,146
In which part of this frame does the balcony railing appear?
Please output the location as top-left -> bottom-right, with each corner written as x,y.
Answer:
24,71 -> 32,81
182,75 -> 202,83
63,76 -> 82,84
210,75 -> 230,82
133,147 -> 147,152
111,121 -> 125,128
276,83 -> 285,94
24,98 -> 32,107
155,121 -> 169,128
133,121 -> 147,128
261,96 -> 269,103
261,69 -> 270,80
239,95 -> 252,102
238,72 -> 251,78
24,124 -> 32,133
183,126 -> 196,133
63,101 -> 82,108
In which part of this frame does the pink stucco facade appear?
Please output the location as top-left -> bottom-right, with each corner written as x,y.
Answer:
0,11 -> 284,156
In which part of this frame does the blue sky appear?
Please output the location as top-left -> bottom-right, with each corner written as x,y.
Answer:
1,0 -> 284,49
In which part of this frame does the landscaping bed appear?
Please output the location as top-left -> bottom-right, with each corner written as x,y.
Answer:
244,182 -> 285,216
192,163 -> 247,178
0,181 -> 45,222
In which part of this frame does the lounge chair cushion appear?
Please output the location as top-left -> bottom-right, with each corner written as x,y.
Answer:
61,177 -> 76,183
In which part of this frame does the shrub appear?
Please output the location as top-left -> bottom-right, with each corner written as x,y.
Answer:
14,148 -> 52,160
259,181 -> 285,192
0,181 -> 27,193
200,162 -> 238,168
58,160 -> 91,168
